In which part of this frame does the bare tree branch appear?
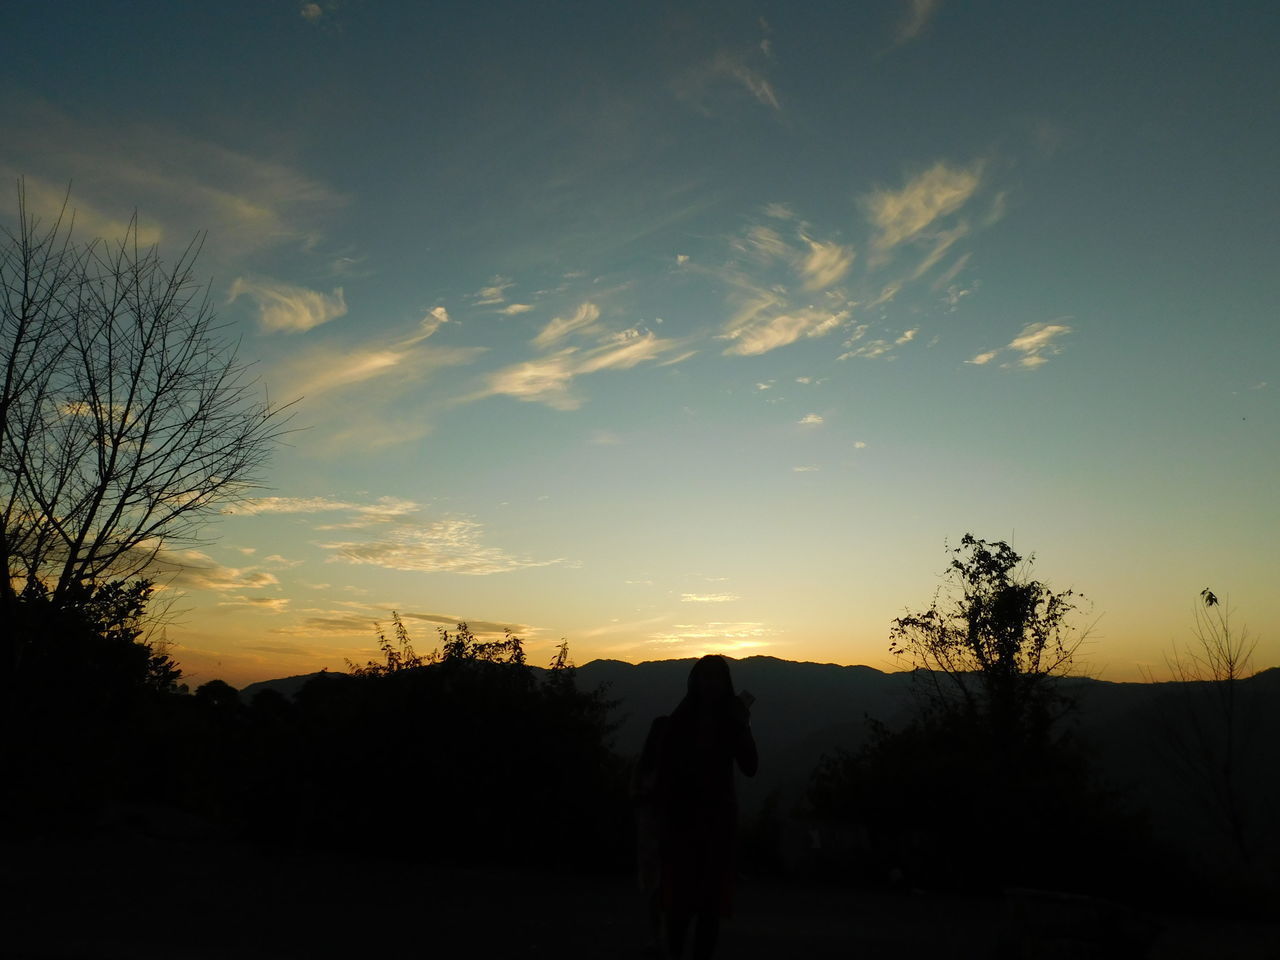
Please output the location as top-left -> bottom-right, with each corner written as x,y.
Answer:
1,183 -> 290,637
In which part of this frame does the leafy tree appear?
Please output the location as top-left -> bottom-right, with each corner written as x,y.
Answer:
2,576 -> 184,827
889,533 -> 1086,753
194,679 -> 241,711
5,576 -> 179,695
809,535 -> 1125,891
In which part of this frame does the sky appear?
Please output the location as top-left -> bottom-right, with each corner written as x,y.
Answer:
2,1 -> 1277,687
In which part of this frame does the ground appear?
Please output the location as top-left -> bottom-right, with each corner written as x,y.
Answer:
3,838 -> 1277,958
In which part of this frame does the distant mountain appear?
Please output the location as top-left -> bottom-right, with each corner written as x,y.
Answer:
237,658 -> 1280,833
239,671 -> 332,702
572,656 -> 919,811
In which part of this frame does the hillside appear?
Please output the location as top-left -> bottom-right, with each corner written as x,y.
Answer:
242,658 -> 1280,845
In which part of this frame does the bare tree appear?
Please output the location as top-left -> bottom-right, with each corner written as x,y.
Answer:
1,186 -> 286,636
1154,589 -> 1261,865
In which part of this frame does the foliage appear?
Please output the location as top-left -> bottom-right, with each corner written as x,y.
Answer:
347,611 -> 437,675
807,711 -> 1148,893
889,533 -> 1085,749
4,576 -> 179,694
808,535 -> 1131,892
252,615 -> 629,866
2,576 -> 186,827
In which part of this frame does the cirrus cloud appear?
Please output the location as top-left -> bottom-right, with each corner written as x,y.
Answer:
864,160 -> 982,251
230,277 -> 348,333
968,319 -> 1074,369
320,518 -> 565,575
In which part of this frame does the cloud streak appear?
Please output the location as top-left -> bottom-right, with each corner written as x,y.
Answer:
481,293 -> 687,409
864,161 -> 982,250
712,51 -> 781,110
723,307 -> 849,357
230,277 -> 347,333
534,302 -> 601,347
0,101 -> 345,267
800,239 -> 855,290
320,518 -> 564,575
968,319 -> 1074,369
896,0 -> 942,43
270,311 -> 482,402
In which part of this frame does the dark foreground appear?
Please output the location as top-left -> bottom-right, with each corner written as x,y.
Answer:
4,836 -> 1277,959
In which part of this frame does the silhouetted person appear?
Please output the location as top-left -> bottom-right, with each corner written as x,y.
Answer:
656,655 -> 758,960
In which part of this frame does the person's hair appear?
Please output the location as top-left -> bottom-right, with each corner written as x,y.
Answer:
685,654 -> 734,705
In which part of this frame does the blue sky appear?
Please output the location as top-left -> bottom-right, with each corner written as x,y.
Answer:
3,1 -> 1276,685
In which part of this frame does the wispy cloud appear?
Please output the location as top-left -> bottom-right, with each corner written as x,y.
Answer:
235,493 -> 565,577
723,306 -> 849,357
499,303 -> 534,315
968,319 -> 1074,369
485,352 -> 579,410
1006,320 -> 1073,368
793,465 -> 819,472
674,26 -> 781,116
711,50 -> 781,110
421,305 -> 450,337
279,609 -> 529,639
681,593 -> 740,603
230,277 -> 347,333
534,302 -> 602,347
800,239 -> 856,290
400,611 -> 534,635
895,0 -> 942,43
481,293 -> 687,410
6,175 -> 164,247
151,548 -> 281,594
798,413 -> 824,425
841,338 -> 894,360
227,495 -> 421,522
486,329 -> 681,410
320,518 -> 564,575
0,101 -> 345,267
908,223 -> 968,281
864,160 -> 982,250
710,214 -> 860,357
270,311 -> 482,404
934,251 -> 973,290
471,277 -> 514,306
220,596 -> 291,613
731,225 -> 793,265
647,621 -> 774,654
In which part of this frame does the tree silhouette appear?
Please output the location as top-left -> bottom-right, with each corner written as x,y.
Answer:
810,535 -> 1125,891
889,533 -> 1086,750
0,186 -> 288,655
1155,589 -> 1265,868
